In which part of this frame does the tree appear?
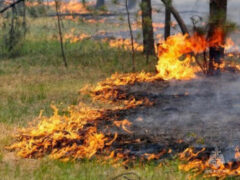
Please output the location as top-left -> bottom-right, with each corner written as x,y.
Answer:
125,0 -> 136,71
141,0 -> 155,55
164,0 -> 171,40
96,0 -> 105,9
208,0 -> 227,75
161,0 -> 189,35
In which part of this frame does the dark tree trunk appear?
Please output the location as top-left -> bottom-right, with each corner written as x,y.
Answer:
164,0 -> 171,40
96,0 -> 105,9
125,0 -> 136,71
141,0 -> 155,55
208,0 -> 227,75
23,0 -> 27,35
161,0 -> 189,35
55,0 -> 68,67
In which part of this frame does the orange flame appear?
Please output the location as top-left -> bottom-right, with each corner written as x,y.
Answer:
59,0 -> 91,14
103,38 -> 143,52
7,104 -> 112,160
114,119 -> 133,134
64,29 -> 90,43
156,33 -> 200,80
26,0 -> 92,14
156,28 -> 236,80
179,147 -> 240,178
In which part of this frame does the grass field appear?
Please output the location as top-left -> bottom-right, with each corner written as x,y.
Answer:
0,17 -> 208,180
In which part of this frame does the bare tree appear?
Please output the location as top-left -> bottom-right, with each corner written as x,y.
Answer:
141,0 -> 155,56
161,0 -> 189,35
164,0 -> 171,40
55,0 -> 68,68
0,0 -> 24,13
96,0 -> 105,9
125,0 -> 136,71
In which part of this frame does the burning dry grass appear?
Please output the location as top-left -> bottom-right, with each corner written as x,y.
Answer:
64,29 -> 90,43
7,104 -> 110,161
84,72 -> 162,105
179,147 -> 240,178
7,72 -> 165,162
26,0 -> 93,14
102,38 -> 144,52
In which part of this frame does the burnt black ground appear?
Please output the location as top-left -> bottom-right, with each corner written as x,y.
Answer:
109,73 -> 240,161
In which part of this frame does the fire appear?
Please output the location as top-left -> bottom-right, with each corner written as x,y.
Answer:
156,33 -> 200,80
114,119 -> 132,134
156,28 -> 238,80
64,29 -> 90,43
179,147 -> 240,178
81,72 -> 167,108
7,104 -> 110,160
26,0 -> 93,14
8,72 -> 165,161
103,38 -> 143,52
59,0 -> 91,14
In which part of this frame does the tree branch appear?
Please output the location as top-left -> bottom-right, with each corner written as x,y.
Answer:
161,0 -> 189,35
125,0 -> 135,72
0,0 -> 24,14
55,0 -> 68,68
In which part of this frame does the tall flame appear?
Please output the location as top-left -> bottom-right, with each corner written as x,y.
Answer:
156,28 -> 230,80
156,34 -> 199,80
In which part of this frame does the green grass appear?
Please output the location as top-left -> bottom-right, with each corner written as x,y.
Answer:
0,17 -> 203,180
0,158 -> 196,180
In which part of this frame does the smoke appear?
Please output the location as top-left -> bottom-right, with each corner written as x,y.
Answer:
125,73 -> 240,151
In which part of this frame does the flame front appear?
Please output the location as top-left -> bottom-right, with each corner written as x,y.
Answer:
7,104 -> 111,161
8,72 -> 165,161
179,147 -> 240,178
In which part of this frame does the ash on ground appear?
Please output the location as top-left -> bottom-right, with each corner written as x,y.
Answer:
121,73 -> 240,152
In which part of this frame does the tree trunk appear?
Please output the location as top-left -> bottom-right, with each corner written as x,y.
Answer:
141,0 -> 155,55
161,0 -> 189,35
55,0 -> 68,67
208,0 -> 227,75
164,0 -> 171,40
96,0 -> 105,9
125,0 -> 136,71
